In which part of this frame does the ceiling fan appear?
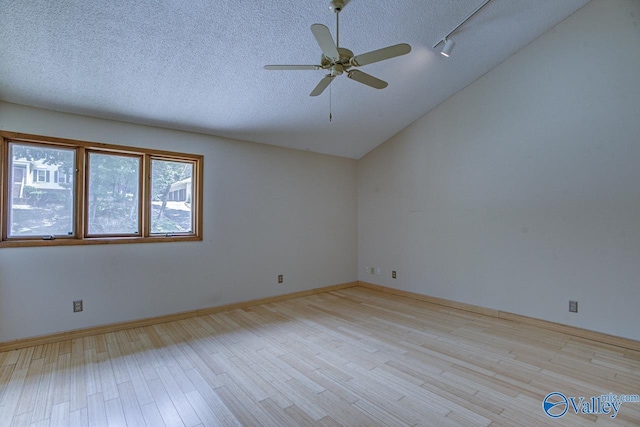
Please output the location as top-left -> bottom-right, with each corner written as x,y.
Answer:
264,0 -> 411,97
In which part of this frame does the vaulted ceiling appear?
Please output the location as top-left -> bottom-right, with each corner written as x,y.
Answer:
0,0 -> 589,158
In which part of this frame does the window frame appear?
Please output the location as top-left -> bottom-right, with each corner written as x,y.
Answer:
148,156 -> 198,237
85,150 -> 144,238
0,131 -> 203,248
5,141 -> 78,241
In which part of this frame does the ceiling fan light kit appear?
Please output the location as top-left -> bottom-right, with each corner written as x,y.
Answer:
264,0 -> 411,97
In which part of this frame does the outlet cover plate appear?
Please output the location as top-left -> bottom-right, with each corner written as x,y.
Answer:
73,300 -> 83,313
569,300 -> 578,313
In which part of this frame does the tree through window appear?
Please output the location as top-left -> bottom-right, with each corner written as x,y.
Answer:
87,152 -> 141,235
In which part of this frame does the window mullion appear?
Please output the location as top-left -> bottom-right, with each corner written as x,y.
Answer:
142,154 -> 151,238
77,146 -> 86,239
1,138 -> 6,242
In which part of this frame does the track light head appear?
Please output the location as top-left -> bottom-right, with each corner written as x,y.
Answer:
441,38 -> 455,57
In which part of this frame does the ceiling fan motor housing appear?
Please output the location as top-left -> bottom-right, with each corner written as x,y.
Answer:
321,48 -> 354,69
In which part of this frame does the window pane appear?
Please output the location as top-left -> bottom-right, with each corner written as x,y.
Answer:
9,143 -> 75,237
151,159 -> 194,234
88,153 -> 140,235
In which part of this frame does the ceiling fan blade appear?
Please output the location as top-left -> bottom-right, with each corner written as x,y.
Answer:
351,43 -> 411,66
347,70 -> 388,89
310,75 -> 335,97
264,65 -> 320,70
311,24 -> 339,60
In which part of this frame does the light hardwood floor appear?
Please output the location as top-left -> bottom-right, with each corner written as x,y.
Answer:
0,287 -> 638,426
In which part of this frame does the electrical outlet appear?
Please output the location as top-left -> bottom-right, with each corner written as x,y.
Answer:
73,300 -> 83,313
392,270 -> 397,279
369,267 -> 375,275
278,274 -> 283,284
569,300 -> 578,313
375,268 -> 381,275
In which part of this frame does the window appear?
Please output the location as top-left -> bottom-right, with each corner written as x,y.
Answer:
151,159 -> 194,235
36,169 -> 47,182
87,152 -> 141,236
0,132 -> 202,247
8,144 -> 75,238
13,166 -> 25,184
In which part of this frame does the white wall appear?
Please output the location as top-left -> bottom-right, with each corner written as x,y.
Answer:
358,0 -> 640,341
0,102 -> 358,342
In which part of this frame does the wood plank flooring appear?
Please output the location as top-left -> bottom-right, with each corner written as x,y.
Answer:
0,287 -> 638,426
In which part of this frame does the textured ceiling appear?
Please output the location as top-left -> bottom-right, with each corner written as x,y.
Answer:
0,0 -> 589,159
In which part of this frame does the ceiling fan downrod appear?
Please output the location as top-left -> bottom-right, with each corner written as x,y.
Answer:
329,0 -> 344,122
329,0 -> 344,48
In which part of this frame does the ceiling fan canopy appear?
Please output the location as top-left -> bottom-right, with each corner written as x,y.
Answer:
264,0 -> 412,96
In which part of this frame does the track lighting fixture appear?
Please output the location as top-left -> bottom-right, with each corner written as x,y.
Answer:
433,0 -> 493,58
440,39 -> 455,57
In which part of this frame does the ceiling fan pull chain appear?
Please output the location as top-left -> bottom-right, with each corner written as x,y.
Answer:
329,83 -> 333,122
